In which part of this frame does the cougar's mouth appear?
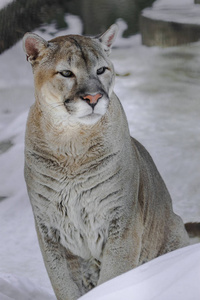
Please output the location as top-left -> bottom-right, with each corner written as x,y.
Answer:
78,111 -> 104,125
80,111 -> 101,118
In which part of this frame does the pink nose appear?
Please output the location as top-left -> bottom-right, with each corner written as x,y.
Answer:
82,93 -> 102,106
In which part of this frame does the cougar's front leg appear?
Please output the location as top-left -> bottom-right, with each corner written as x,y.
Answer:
98,218 -> 143,285
35,220 -> 81,300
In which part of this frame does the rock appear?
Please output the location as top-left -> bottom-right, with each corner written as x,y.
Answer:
140,5 -> 200,47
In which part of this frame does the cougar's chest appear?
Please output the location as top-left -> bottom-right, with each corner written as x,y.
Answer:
27,142 -> 123,260
52,179 -> 110,261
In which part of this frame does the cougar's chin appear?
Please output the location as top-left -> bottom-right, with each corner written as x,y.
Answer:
78,112 -> 103,125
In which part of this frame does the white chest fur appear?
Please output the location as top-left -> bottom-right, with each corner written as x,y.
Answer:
53,184 -> 110,261
31,150 -> 124,261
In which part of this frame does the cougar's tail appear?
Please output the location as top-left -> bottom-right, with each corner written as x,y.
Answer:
185,222 -> 200,238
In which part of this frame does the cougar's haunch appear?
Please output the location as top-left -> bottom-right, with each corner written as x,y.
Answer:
23,24 -> 189,300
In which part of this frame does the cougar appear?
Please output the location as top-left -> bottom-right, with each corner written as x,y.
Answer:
23,25 -> 190,300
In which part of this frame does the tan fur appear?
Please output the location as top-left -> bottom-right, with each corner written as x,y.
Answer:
23,25 -> 189,300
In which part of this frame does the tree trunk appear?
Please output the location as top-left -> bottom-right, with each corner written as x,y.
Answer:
0,0 -> 65,54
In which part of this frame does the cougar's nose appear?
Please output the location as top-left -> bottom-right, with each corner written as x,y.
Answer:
82,93 -> 102,109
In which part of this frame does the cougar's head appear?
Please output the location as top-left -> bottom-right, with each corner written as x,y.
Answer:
23,25 -> 118,126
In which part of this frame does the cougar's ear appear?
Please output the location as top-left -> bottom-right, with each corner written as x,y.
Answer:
23,32 -> 48,64
98,24 -> 118,55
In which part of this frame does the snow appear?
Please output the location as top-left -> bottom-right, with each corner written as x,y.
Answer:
143,0 -> 200,24
154,0 -> 194,7
142,5 -> 200,25
0,273 -> 55,300
79,244 -> 200,300
0,245 -> 200,300
0,7 -> 200,300
0,0 -> 12,10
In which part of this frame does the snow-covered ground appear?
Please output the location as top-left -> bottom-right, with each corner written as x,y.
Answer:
0,3 -> 200,300
79,244 -> 200,300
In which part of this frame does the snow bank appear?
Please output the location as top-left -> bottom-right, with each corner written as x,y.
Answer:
0,244 -> 199,300
80,244 -> 200,300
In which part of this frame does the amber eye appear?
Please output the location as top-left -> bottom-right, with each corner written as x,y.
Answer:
60,70 -> 74,78
97,67 -> 107,75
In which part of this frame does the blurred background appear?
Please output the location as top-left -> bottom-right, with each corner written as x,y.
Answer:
0,0 -> 156,53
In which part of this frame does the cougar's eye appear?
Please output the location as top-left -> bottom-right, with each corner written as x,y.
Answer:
97,67 -> 107,75
59,70 -> 74,78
